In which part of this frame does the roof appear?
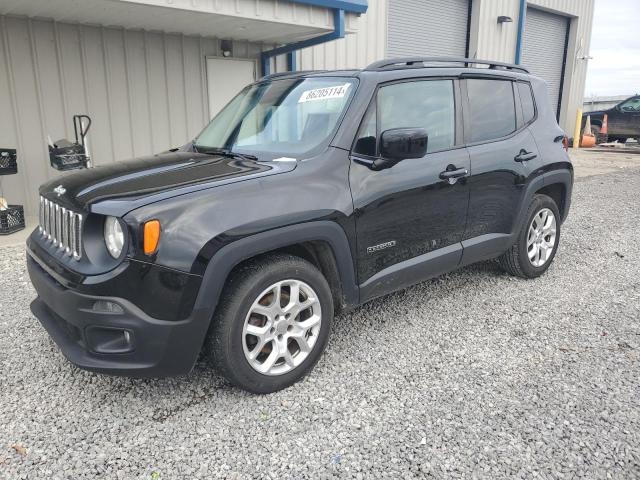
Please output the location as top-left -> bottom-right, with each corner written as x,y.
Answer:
365,57 -> 529,74
260,57 -> 531,82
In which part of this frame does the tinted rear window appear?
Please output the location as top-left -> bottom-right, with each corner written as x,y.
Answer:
517,82 -> 536,124
467,79 -> 516,143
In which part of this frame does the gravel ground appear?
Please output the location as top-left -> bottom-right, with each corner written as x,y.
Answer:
1,169 -> 639,479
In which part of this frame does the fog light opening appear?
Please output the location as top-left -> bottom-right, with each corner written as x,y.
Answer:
92,300 -> 124,314
86,326 -> 134,354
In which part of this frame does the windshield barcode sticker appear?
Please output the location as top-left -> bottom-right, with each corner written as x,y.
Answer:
298,83 -> 350,103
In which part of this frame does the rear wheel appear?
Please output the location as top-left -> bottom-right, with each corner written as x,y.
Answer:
207,253 -> 333,393
498,194 -> 561,278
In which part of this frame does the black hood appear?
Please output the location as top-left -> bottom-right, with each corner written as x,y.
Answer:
583,110 -> 607,118
39,151 -> 296,214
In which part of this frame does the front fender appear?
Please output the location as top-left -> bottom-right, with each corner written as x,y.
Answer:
192,220 -> 359,325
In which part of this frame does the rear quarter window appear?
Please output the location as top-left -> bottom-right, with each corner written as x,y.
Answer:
517,82 -> 536,124
466,79 -> 516,143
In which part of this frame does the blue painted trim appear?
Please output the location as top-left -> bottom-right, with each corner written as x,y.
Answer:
287,51 -> 297,71
290,0 -> 367,14
261,9 -> 345,76
514,0 -> 527,64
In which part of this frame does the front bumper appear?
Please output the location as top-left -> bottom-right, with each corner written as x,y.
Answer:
27,250 -> 211,377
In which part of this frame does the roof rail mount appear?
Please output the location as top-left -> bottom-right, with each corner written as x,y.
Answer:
365,57 -> 529,74
260,70 -> 328,80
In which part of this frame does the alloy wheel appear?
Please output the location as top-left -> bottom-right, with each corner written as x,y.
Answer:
242,279 -> 322,376
527,208 -> 557,267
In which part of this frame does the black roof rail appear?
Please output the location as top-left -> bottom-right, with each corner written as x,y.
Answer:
365,57 -> 530,74
260,70 -> 328,80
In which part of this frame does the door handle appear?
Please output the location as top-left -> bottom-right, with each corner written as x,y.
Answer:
514,149 -> 537,162
439,166 -> 468,182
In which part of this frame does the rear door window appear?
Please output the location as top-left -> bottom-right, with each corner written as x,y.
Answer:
466,79 -> 516,143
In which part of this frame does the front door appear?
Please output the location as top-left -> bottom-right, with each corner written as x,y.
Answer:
349,78 -> 470,296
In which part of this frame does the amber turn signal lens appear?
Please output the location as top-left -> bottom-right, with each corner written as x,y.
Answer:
143,220 -> 161,255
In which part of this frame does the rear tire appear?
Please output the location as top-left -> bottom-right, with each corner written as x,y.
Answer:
206,253 -> 333,393
498,194 -> 561,278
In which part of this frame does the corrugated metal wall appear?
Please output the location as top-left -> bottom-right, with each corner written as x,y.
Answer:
297,0 -> 387,70
0,15 -> 265,216
0,0 -> 349,41
468,0 -> 594,134
0,4 -> 383,218
0,0 -> 593,219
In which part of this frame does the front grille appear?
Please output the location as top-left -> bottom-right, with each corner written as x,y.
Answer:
39,196 -> 83,260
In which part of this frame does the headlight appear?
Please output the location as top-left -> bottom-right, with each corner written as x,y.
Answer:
104,216 -> 125,259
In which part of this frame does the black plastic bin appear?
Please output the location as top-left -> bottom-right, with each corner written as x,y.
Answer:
49,115 -> 92,171
0,204 -> 25,235
0,149 -> 17,175
49,142 -> 89,171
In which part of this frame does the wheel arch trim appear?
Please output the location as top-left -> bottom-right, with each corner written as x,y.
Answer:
193,221 -> 359,320
514,168 -> 572,238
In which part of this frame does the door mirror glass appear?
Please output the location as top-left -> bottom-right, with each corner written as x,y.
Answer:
380,128 -> 428,161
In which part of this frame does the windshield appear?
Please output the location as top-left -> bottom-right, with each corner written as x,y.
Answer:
194,77 -> 357,157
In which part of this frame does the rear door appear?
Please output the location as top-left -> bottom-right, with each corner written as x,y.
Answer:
349,78 -> 470,291
460,77 -> 539,262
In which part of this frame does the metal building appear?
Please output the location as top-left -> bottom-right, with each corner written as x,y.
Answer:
0,0 -> 593,219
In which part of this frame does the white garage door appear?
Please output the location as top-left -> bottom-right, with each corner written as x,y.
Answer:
207,58 -> 256,119
521,7 -> 570,119
387,0 -> 470,57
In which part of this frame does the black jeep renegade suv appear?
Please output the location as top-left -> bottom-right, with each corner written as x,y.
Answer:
27,57 -> 573,393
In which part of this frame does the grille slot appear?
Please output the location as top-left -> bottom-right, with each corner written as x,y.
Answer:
39,196 -> 83,260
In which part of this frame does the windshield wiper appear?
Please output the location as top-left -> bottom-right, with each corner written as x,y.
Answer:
194,146 -> 258,161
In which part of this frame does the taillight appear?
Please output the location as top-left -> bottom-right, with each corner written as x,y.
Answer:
562,136 -> 569,151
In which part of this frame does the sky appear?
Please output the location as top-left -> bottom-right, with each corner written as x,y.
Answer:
584,0 -> 639,98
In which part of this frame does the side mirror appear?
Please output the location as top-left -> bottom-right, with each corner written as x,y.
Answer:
379,128 -> 428,166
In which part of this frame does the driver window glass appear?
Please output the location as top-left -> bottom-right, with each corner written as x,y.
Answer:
620,98 -> 640,112
378,80 -> 455,153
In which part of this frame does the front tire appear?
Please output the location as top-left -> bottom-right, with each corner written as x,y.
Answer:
498,194 -> 561,278
207,253 -> 333,393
